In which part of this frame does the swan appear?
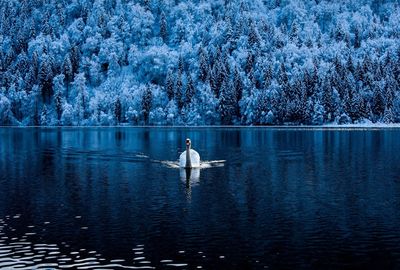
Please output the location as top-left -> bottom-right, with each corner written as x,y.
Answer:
179,138 -> 200,168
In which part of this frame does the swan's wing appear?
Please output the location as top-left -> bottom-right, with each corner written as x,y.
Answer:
179,151 -> 187,167
189,149 -> 201,167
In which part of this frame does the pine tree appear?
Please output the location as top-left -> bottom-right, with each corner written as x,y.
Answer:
70,46 -> 80,75
160,11 -> 168,43
53,74 -> 65,123
219,79 -> 236,125
32,51 -> 39,78
289,20 -> 300,46
141,86 -> 153,125
303,70 -> 316,97
16,52 -> 28,75
114,97 -> 122,124
24,66 -> 36,93
233,67 -> 244,103
256,89 -> 269,125
175,71 -> 183,110
245,51 -> 254,74
346,55 -> 355,74
225,20 -> 233,43
144,0 -> 151,11
57,3 -> 66,28
210,66 -> 218,97
322,76 -> 333,122
40,104 -> 48,126
248,20 -> 261,47
165,69 -> 175,100
362,54 -> 372,75
233,68 -> 244,118
354,27 -> 361,48
41,11 -> 52,36
215,60 -> 227,98
334,22 -> 345,42
263,64 -> 272,89
185,72 -> 195,104
62,55 -> 73,97
354,63 -> 364,82
383,106 -> 394,123
347,86 -> 362,121
178,55 -> 184,74
198,47 -> 209,82
31,85 -> 40,126
384,75 -> 397,108
372,84 -> 385,117
232,18 -> 243,44
38,56 -> 53,103
54,91 -> 63,123
278,62 -> 289,86
73,73 -> 88,124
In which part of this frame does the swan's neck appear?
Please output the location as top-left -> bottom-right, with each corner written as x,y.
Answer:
185,144 -> 192,168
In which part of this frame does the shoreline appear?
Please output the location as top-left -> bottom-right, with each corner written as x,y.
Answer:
1,124 -> 400,129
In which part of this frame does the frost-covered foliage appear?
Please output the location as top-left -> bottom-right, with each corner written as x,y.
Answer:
1,0 -> 400,126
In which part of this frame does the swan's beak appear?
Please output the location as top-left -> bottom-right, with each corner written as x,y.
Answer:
186,139 -> 190,146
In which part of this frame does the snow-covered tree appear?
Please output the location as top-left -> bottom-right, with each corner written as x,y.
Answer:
165,69 -> 175,101
185,72 -> 195,105
38,56 -> 53,103
1,0 -> 400,126
114,97 -> 122,124
160,11 -> 168,43
141,86 -> 153,125
219,79 -> 236,125
72,73 -> 89,125
53,74 -> 65,123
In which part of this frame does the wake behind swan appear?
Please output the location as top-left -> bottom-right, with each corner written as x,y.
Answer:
160,159 -> 226,169
139,138 -> 225,169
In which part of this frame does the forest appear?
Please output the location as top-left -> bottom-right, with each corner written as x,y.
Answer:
0,0 -> 400,126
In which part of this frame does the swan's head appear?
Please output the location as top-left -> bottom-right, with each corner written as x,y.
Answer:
186,138 -> 191,147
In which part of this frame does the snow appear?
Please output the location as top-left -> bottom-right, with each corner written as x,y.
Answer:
1,0 -> 400,126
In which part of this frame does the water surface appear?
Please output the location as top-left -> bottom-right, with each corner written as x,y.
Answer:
1,127 -> 400,269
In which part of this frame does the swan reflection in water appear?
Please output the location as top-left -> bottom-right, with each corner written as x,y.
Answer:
180,167 -> 201,200
180,167 -> 201,187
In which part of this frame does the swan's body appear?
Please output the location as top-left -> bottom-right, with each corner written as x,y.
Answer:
179,149 -> 200,168
179,139 -> 200,168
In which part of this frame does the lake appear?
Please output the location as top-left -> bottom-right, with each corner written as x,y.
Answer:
1,127 -> 400,270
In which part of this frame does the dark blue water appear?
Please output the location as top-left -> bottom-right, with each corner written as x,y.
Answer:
1,127 -> 400,270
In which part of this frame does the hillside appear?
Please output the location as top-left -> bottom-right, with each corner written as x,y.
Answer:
0,0 -> 400,125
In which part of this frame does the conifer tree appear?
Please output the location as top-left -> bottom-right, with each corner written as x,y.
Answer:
263,64 -> 272,89
160,11 -> 168,43
165,69 -> 175,101
354,27 -> 361,48
38,56 -> 53,103
53,75 -> 65,123
114,97 -> 122,124
175,71 -> 183,110
141,86 -> 153,124
322,76 -> 333,122
219,79 -> 236,125
198,47 -> 209,82
248,20 -> 261,47
372,85 -> 385,117
185,72 -> 195,104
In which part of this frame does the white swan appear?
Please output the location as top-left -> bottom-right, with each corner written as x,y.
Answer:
179,138 -> 200,168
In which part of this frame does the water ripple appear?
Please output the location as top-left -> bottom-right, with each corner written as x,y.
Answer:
0,217 -> 211,270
